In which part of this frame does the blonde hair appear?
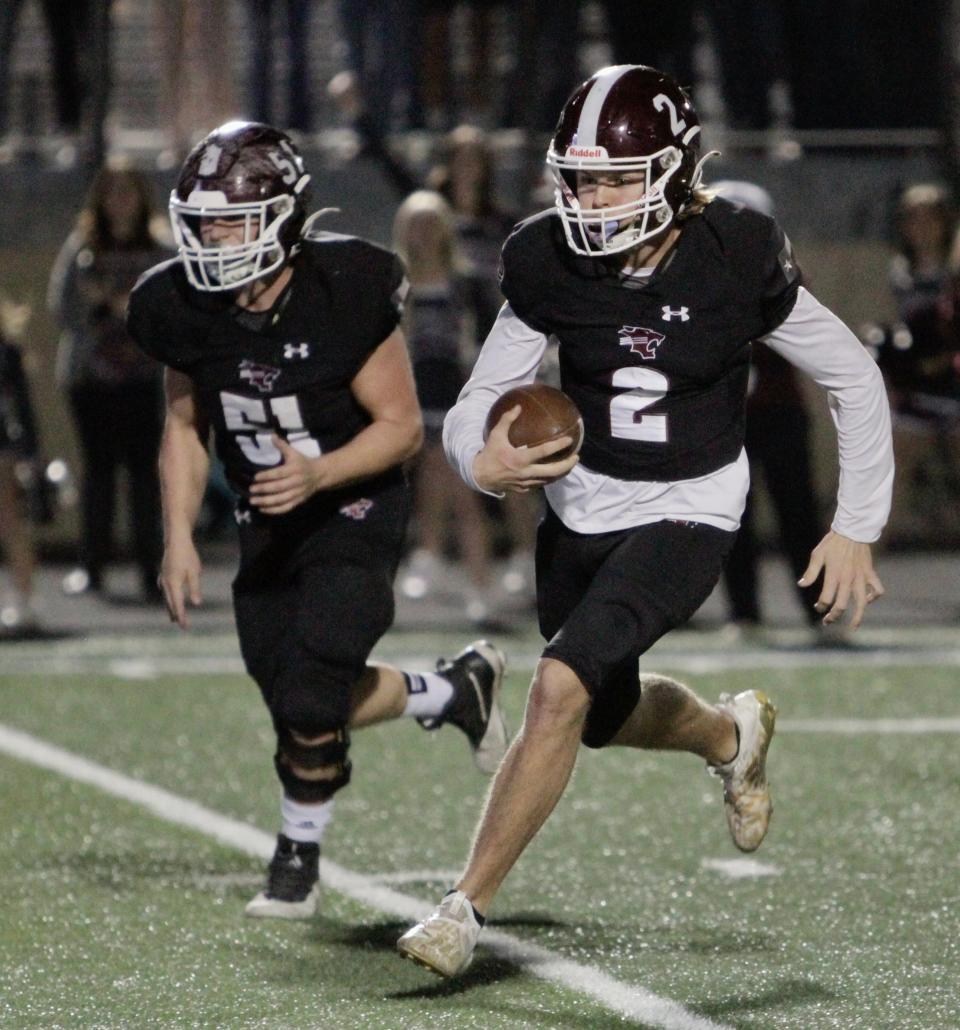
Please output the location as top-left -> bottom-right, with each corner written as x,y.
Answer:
896,182 -> 954,265
677,185 -> 715,221
392,190 -> 459,284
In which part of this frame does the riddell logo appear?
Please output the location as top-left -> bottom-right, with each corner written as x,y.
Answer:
566,145 -> 608,159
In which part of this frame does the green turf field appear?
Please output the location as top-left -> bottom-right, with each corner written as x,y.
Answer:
1,634 -> 958,1029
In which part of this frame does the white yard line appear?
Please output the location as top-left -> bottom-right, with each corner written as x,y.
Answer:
0,722 -> 730,1030
780,717 -> 960,734
701,858 -> 782,880
2,646 -> 960,678
367,869 -> 464,886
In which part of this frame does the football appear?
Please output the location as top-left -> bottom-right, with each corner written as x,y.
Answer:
484,384 -> 584,460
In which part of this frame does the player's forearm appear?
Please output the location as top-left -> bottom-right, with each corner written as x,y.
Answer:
443,304 -> 547,493
314,415 -> 422,490
159,423 -> 210,542
826,367 -> 894,542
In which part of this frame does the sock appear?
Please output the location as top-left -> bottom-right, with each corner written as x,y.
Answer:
402,671 -> 454,719
281,796 -> 335,845
444,888 -> 485,926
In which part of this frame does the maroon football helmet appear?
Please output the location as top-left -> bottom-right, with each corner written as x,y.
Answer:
546,65 -> 712,256
170,121 -> 312,291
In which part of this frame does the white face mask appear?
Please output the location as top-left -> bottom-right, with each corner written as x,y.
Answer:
169,189 -> 297,292
546,141 -> 714,258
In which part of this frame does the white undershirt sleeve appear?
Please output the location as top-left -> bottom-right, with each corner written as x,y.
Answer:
442,303 -> 549,494
760,286 -> 894,542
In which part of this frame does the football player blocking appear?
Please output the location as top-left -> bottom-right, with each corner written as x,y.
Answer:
398,64 -> 894,977
127,122 -> 512,918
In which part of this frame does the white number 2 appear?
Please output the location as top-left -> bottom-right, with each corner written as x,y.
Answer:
653,93 -> 686,136
220,391 -> 321,465
609,367 -> 669,443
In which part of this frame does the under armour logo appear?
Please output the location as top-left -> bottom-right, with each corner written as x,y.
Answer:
234,507 -> 252,525
283,342 -> 310,360
661,306 -> 690,322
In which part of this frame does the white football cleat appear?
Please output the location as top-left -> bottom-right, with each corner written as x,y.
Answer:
397,890 -> 483,977
709,690 -> 777,853
245,882 -> 320,919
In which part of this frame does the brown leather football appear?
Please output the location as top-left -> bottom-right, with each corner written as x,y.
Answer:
483,384 -> 584,460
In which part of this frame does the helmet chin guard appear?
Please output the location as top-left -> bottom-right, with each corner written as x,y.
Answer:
170,190 -> 301,291
548,143 -> 704,257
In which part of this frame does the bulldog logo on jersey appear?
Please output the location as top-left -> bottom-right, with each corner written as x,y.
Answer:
618,325 -> 665,360
238,359 -> 281,393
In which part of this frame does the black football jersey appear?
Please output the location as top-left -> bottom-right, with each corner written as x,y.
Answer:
128,233 -> 406,501
499,198 -> 800,481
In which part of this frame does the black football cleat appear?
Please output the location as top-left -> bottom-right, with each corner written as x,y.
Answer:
245,834 -> 320,918
423,640 -> 510,774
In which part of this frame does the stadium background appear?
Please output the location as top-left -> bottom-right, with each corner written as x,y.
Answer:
1,0 -> 957,554
1,5 -> 959,1029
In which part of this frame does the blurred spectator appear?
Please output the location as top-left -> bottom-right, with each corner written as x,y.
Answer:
336,0 -> 420,135
329,79 -> 542,594
245,0 -> 312,134
329,80 -> 513,334
504,0 -> 580,134
393,190 -> 496,623
427,124 -> 517,340
0,0 -> 111,165
427,124 -> 540,600
156,1 -> 235,159
48,160 -> 170,603
705,0 -> 783,130
420,0 -> 505,130
713,181 -> 824,632
723,344 -> 825,631
874,183 -> 960,543
884,183 -> 955,399
0,299 -> 40,635
598,0 -> 695,85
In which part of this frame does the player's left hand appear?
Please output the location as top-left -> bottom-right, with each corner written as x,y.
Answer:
798,530 -> 885,629
249,435 -> 322,515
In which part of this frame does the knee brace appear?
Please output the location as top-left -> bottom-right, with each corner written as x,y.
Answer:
274,725 -> 353,803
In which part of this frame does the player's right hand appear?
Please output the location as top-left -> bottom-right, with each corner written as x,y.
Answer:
159,537 -> 203,629
473,405 -> 579,493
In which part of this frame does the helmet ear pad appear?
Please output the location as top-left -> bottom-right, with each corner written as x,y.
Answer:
666,137 -> 702,215
279,182 -> 311,257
